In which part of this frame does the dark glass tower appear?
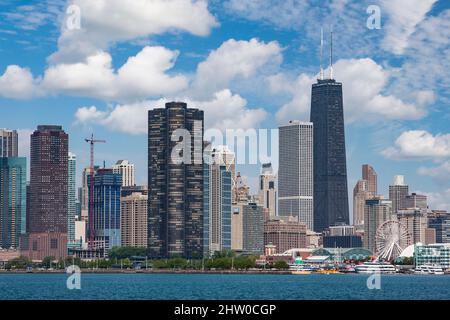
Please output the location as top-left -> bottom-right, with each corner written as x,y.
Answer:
310,79 -> 349,232
148,102 -> 204,259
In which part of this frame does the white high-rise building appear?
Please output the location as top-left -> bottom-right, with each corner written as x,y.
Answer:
258,163 -> 277,219
68,153 -> 77,247
113,160 -> 135,187
278,121 -> 314,230
0,128 -> 18,157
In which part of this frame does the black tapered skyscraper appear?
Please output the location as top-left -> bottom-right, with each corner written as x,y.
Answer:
310,30 -> 349,232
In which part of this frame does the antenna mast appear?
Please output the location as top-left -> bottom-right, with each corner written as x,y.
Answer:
320,27 -> 324,80
329,27 -> 334,79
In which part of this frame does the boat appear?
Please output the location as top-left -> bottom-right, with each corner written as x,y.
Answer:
355,261 -> 397,274
315,268 -> 340,274
291,270 -> 312,275
414,264 -> 445,275
289,264 -> 314,275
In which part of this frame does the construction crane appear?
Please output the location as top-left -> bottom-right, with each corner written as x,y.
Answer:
85,134 -> 106,248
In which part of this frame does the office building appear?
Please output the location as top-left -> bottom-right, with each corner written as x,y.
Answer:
362,164 -> 377,195
415,243 -> 450,268
363,198 -> 392,253
204,146 -> 232,256
148,102 -> 204,259
0,157 -> 26,249
389,175 -> 409,214
322,235 -> 362,248
397,209 -> 428,245
428,210 -> 450,243
353,164 -> 377,227
353,180 -> 370,228
258,163 -> 277,219
278,121 -> 313,230
121,192 -> 148,247
67,153 -> 77,248
404,193 -> 427,210
264,216 -> 307,253
113,160 -> 135,187
242,202 -> 264,255
310,77 -> 349,231
0,129 -> 18,157
23,125 -> 68,260
89,168 -> 122,250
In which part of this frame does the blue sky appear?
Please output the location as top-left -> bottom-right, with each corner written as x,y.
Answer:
1,0 -> 450,214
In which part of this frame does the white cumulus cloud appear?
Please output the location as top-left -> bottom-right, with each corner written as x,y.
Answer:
273,58 -> 427,124
382,130 -> 450,160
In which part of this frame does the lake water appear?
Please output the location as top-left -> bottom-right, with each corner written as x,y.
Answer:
0,273 -> 449,300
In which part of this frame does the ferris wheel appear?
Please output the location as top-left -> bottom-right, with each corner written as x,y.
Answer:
375,220 -> 411,261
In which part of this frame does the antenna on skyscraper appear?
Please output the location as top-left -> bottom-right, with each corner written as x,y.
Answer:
320,27 -> 324,80
329,26 -> 334,79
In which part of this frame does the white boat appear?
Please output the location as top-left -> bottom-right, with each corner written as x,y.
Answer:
355,261 -> 397,274
414,264 -> 445,275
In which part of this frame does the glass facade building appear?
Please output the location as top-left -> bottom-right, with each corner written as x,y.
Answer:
243,202 -> 264,255
204,147 -> 232,256
88,169 -> 122,250
415,243 -> 450,268
148,102 -> 204,259
0,157 -> 26,249
310,79 -> 349,232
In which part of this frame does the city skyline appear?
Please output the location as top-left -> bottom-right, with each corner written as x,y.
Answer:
1,1 -> 449,215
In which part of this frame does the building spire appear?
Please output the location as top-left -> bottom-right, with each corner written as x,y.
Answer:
329,26 -> 334,79
320,27 -> 324,80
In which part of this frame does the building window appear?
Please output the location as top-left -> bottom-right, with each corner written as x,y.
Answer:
50,238 -> 58,249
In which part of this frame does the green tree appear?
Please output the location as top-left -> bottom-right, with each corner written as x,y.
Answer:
273,260 -> 289,270
41,256 -> 55,269
6,256 -> 32,270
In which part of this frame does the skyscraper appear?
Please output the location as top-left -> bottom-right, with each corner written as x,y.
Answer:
148,102 -> 204,259
389,175 -> 409,214
0,157 -> 26,249
0,129 -> 18,157
353,164 -> 377,228
258,163 -> 277,219
89,168 -> 122,250
353,180 -> 369,227
112,160 -> 135,187
242,202 -> 264,255
404,193 -> 427,210
362,164 -> 377,195
204,146 -> 232,256
121,192 -> 148,247
428,211 -> 450,243
363,198 -> 392,253
310,72 -> 349,231
397,208 -> 427,245
278,121 -> 314,230
24,125 -> 68,260
67,152 -> 77,248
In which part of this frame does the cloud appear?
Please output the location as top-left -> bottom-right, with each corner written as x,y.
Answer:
380,0 -> 437,55
0,65 -> 41,99
418,161 -> 450,183
75,89 -> 267,134
192,38 -> 282,98
51,0 -> 218,62
382,130 -> 450,160
42,46 -> 188,101
273,58 -> 427,124
417,189 -> 450,212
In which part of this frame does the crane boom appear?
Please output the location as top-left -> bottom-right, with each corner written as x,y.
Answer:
85,133 -> 106,249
